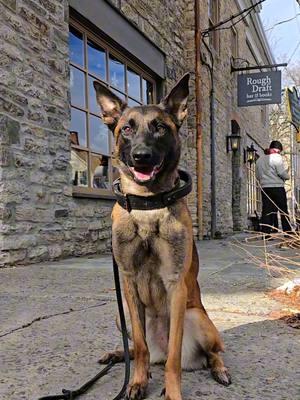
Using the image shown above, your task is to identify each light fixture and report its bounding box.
[226,134,241,153]
[244,144,257,164]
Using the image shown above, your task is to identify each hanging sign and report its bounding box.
[237,71,282,107]
[286,86,300,131]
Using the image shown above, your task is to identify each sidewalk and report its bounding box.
[0,235,299,400]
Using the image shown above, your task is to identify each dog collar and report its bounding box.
[112,169,192,212]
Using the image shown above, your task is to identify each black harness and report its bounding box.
[113,169,192,212]
[37,170,192,400]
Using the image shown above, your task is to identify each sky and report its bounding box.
[260,0,300,65]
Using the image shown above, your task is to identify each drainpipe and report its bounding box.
[195,0,203,239]
[201,39,217,238]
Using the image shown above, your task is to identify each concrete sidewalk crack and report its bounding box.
[0,301,107,339]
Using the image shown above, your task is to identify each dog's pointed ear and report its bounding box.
[160,73,190,127]
[93,81,127,131]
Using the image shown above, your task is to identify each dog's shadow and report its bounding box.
[144,318,298,400]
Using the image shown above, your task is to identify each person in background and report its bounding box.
[93,155,109,189]
[256,140,291,235]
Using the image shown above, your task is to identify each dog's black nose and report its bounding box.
[132,149,152,163]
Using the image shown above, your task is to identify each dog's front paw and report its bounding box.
[162,387,182,400]
[126,382,147,400]
[211,367,232,386]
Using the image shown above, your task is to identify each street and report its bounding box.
[0,235,299,400]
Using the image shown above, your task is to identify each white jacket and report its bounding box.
[255,153,289,188]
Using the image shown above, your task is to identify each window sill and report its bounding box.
[72,186,116,200]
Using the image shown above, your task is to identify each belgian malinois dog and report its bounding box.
[94,74,231,400]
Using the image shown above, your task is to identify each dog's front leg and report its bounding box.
[123,276,149,400]
[164,280,187,400]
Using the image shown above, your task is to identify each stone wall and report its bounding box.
[0,0,273,266]
[0,0,196,266]
[199,0,271,237]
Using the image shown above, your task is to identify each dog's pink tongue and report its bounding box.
[133,169,153,181]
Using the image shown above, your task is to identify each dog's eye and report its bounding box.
[122,125,133,137]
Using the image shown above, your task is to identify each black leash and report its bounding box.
[37,255,130,400]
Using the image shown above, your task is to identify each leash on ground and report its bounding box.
[37,254,130,400]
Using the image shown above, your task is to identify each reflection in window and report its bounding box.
[89,115,109,155]
[69,27,84,66]
[70,108,86,147]
[70,148,88,187]
[91,154,109,189]
[109,55,125,91]
[128,68,141,100]
[70,66,86,108]
[87,40,106,80]
[142,79,153,104]
[89,76,100,114]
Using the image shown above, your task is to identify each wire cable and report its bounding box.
[265,13,300,32]
[201,0,266,36]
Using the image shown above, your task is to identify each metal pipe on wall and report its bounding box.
[201,38,217,238]
[195,0,203,239]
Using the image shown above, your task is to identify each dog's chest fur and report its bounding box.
[113,206,187,315]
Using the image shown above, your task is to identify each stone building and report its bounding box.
[0,0,274,266]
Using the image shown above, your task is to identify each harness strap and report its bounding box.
[37,255,130,400]
[113,169,192,212]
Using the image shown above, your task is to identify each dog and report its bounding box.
[93,74,231,400]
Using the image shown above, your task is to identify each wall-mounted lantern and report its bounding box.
[244,144,257,164]
[226,134,241,153]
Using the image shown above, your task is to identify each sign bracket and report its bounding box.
[231,62,287,73]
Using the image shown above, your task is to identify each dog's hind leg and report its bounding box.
[184,307,231,386]
[99,298,134,364]
[98,348,134,364]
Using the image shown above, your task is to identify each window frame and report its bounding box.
[69,17,157,199]
[208,0,220,53]
[231,26,238,59]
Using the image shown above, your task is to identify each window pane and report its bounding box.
[70,108,87,147]
[142,79,153,104]
[127,68,141,100]
[70,66,86,108]
[69,26,84,67]
[91,154,109,189]
[89,76,101,114]
[128,98,141,107]
[87,40,106,80]
[109,55,125,91]
[70,148,88,187]
[89,115,109,155]
[110,88,126,101]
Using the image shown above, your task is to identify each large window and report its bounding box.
[247,162,262,216]
[246,142,262,217]
[69,20,156,197]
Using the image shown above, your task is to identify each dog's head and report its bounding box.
[93,74,189,185]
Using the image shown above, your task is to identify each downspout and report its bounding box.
[202,39,217,238]
[195,0,203,239]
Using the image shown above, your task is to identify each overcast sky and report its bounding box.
[260,0,300,64]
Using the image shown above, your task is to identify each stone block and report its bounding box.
[55,209,69,218]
